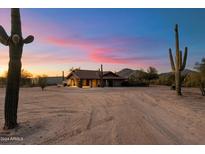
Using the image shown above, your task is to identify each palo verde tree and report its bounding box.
[169,24,188,96]
[0,9,34,129]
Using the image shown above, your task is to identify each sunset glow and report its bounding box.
[0,9,205,76]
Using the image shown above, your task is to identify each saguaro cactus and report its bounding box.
[0,9,34,129]
[169,24,188,96]
[100,64,104,87]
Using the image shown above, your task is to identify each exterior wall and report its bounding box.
[113,80,123,87]
[68,79,78,87]
[81,79,100,87]
[92,79,100,87]
[67,78,123,88]
[82,79,89,86]
[104,79,123,87]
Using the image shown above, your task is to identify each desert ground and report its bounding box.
[0,86,205,145]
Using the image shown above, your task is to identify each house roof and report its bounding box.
[66,69,125,80]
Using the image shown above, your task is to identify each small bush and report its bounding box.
[194,58,205,96]
[37,75,47,91]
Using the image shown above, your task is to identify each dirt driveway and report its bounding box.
[0,86,205,144]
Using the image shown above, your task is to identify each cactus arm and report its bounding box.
[0,25,9,46]
[23,35,34,44]
[181,47,188,71]
[169,48,175,71]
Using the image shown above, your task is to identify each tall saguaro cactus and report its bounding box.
[169,24,188,96]
[0,9,34,129]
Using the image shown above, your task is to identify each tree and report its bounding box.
[21,69,33,79]
[1,69,33,86]
[0,9,34,129]
[194,58,205,96]
[20,69,33,86]
[37,75,48,91]
[147,66,159,82]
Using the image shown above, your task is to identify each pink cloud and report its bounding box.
[44,36,98,51]
[1,9,161,69]
[44,36,132,64]
[90,48,145,64]
[43,35,161,68]
[0,9,161,68]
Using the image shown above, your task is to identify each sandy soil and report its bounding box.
[0,86,205,145]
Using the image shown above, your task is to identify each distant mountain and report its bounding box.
[117,68,144,78]
[117,68,135,78]
[118,68,197,79]
[159,69,197,77]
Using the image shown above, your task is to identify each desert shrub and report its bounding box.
[128,70,149,87]
[155,74,174,86]
[183,73,199,87]
[146,67,159,83]
[194,58,205,96]
[37,75,48,91]
[156,73,189,88]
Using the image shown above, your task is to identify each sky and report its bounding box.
[0,8,205,76]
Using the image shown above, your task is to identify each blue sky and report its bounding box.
[0,9,204,76]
